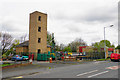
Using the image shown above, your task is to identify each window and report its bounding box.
[38,49,41,53]
[38,38,41,43]
[38,16,41,21]
[38,27,41,32]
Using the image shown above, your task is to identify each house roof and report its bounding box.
[16,41,51,48]
[30,11,47,15]
[16,41,29,47]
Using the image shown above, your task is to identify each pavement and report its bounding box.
[2,60,120,79]
[1,60,29,64]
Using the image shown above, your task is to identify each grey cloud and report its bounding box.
[1,23,17,32]
[85,31,98,34]
[66,26,81,33]
[81,9,117,23]
[54,7,117,23]
[61,24,82,34]
[91,36,102,42]
[1,22,27,33]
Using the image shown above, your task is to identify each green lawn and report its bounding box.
[96,58,110,61]
[1,63,13,67]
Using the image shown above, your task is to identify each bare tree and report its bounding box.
[0,32,1,37]
[23,34,27,42]
[60,43,65,51]
[20,34,27,43]
[68,38,87,52]
[1,33,13,55]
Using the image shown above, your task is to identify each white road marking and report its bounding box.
[76,70,98,76]
[106,66,119,70]
[88,71,109,78]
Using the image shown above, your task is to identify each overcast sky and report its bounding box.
[0,0,119,46]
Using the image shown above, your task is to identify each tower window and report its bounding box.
[38,49,41,53]
[38,16,41,21]
[38,38,41,43]
[38,27,41,32]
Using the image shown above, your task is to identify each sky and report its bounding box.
[0,0,119,46]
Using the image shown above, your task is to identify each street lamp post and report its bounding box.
[104,27,106,60]
[104,25,113,60]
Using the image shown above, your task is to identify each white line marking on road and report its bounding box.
[106,66,119,70]
[88,71,109,78]
[76,70,98,76]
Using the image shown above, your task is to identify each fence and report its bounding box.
[6,51,105,61]
[72,52,105,60]
[85,52,105,59]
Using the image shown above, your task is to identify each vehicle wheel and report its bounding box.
[116,60,119,62]
[114,60,119,62]
[110,59,113,61]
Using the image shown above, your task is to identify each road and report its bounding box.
[2,60,119,79]
[24,61,119,78]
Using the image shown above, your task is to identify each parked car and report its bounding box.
[11,55,23,61]
[110,53,120,62]
[22,56,29,61]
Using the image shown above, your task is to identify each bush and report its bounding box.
[3,62,10,64]
[2,54,7,58]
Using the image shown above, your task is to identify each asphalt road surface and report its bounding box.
[3,60,119,79]
[24,61,119,78]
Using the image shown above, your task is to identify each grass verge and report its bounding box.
[1,63,14,67]
[95,58,110,61]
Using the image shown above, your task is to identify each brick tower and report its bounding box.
[29,11,47,59]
